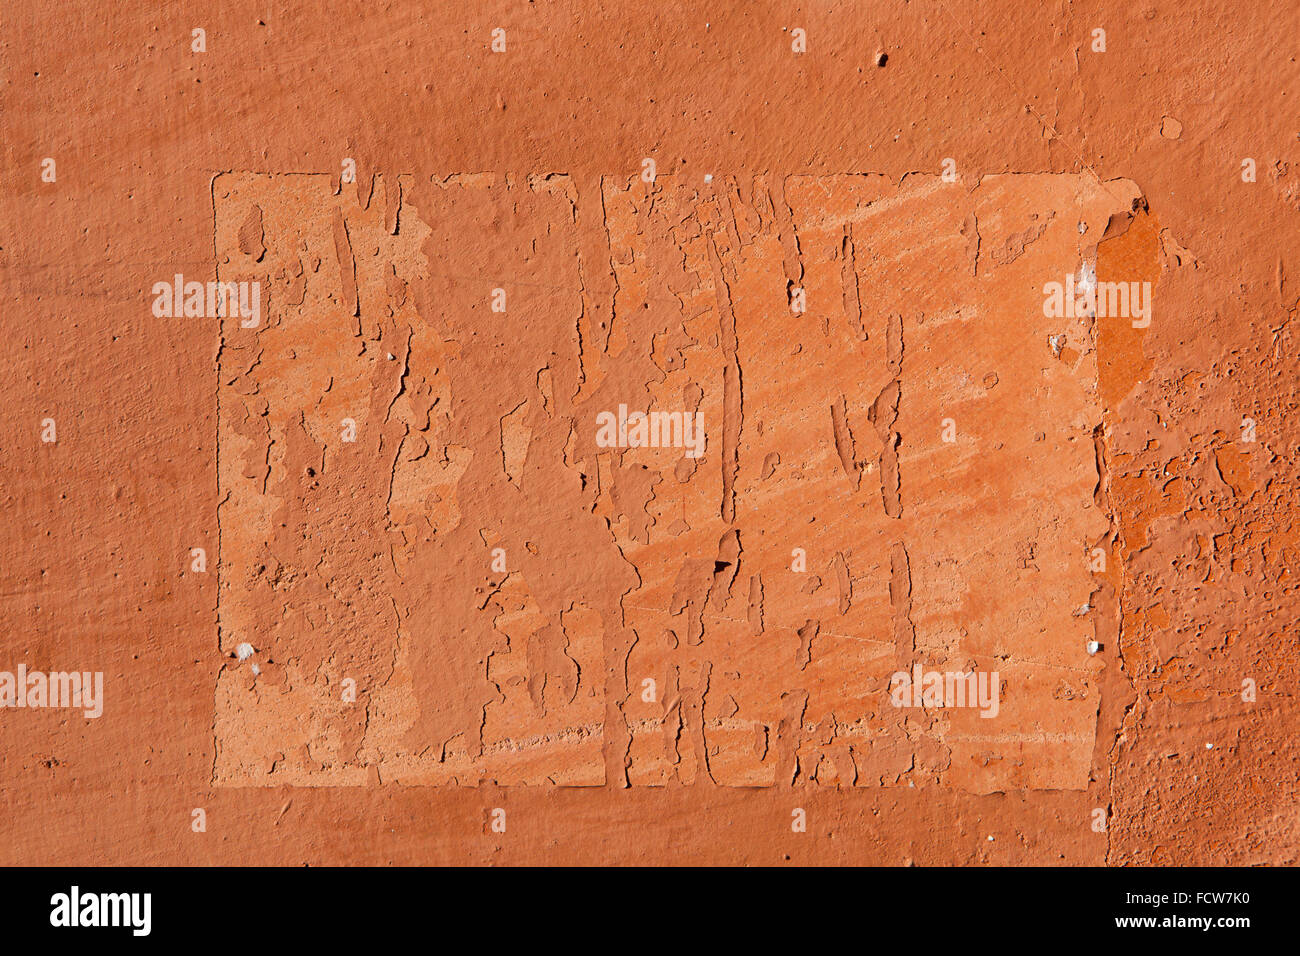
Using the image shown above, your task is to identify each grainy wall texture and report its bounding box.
[1,2,1296,865]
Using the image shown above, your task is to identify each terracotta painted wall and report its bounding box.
[1,1,1295,865]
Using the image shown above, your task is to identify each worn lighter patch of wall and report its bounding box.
[211,171,1140,795]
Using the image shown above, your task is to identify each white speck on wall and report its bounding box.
[1077,260,1097,297]
[1086,640,1101,655]
[236,642,255,661]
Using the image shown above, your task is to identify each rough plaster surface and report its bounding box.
[2,2,1297,865]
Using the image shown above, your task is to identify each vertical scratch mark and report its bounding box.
[831,394,860,490]
[841,223,865,339]
[770,175,805,307]
[333,208,359,324]
[889,542,915,670]
[384,177,403,235]
[832,551,851,615]
[748,573,764,634]
[708,233,742,524]
[796,619,820,671]
[870,311,905,518]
